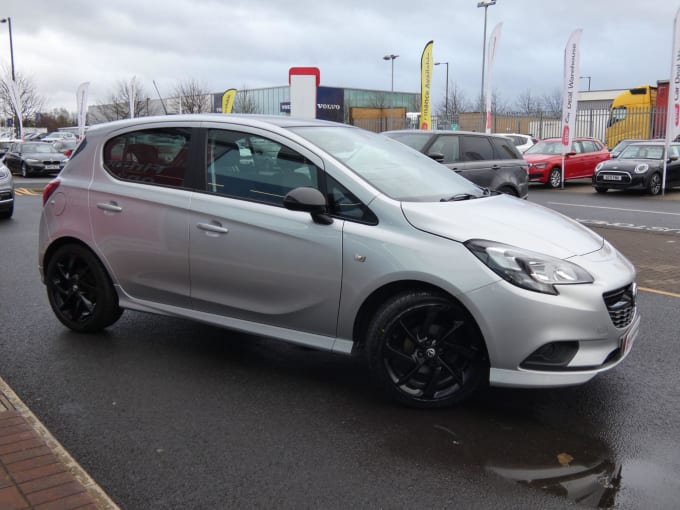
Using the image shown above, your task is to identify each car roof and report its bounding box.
[539,137,600,142]
[383,129,510,138]
[84,114,348,136]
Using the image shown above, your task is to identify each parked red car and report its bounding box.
[524,137,610,188]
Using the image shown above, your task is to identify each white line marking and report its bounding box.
[547,202,680,216]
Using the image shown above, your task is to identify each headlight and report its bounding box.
[0,165,9,179]
[634,163,649,174]
[532,162,547,169]
[465,239,594,295]
[595,162,604,171]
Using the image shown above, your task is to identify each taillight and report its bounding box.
[43,179,60,206]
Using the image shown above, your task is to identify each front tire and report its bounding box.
[547,168,562,188]
[366,290,488,408]
[21,163,29,177]
[45,244,123,332]
[648,173,662,195]
[594,187,608,194]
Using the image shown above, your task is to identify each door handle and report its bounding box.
[96,202,123,213]
[197,222,229,235]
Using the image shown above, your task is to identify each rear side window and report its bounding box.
[490,137,521,160]
[103,128,192,188]
[581,140,601,152]
[460,136,494,161]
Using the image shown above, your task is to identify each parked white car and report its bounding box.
[500,133,538,153]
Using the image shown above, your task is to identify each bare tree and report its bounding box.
[514,88,539,115]
[541,88,563,117]
[490,90,511,116]
[437,81,472,116]
[0,66,45,132]
[96,77,149,121]
[168,78,212,114]
[232,87,260,114]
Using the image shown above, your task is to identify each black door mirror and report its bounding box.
[283,187,333,225]
[427,152,445,162]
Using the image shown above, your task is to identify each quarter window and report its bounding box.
[325,175,377,224]
[490,137,520,159]
[103,128,191,188]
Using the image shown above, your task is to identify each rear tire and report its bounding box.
[0,204,12,219]
[547,168,562,188]
[366,290,488,408]
[45,244,123,332]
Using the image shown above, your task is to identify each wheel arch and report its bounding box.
[351,280,486,354]
[42,237,117,291]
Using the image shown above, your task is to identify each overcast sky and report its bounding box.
[1,0,678,113]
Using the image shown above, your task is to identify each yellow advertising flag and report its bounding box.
[221,89,237,114]
[420,40,434,130]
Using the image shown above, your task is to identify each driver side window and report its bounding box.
[205,130,320,206]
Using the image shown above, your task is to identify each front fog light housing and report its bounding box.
[465,239,594,295]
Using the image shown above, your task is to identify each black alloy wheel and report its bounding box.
[648,173,662,195]
[547,168,562,188]
[45,244,123,332]
[367,291,488,408]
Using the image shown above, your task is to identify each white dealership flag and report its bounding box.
[664,7,680,195]
[485,22,503,134]
[5,79,23,140]
[76,82,90,140]
[560,29,582,155]
[666,7,680,144]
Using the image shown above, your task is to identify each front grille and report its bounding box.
[603,283,636,328]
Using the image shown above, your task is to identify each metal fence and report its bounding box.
[352,108,616,142]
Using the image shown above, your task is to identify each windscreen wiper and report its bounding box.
[440,193,479,202]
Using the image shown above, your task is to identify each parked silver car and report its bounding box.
[38,115,640,408]
[0,161,14,219]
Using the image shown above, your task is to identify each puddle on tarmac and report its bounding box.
[384,408,622,508]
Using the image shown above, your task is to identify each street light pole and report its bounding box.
[477,0,496,131]
[383,54,398,131]
[1,17,17,138]
[383,54,399,92]
[435,62,449,120]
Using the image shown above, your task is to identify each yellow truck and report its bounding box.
[605,80,669,148]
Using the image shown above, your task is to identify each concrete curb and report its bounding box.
[0,376,120,510]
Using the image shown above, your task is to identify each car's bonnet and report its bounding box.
[401,195,603,259]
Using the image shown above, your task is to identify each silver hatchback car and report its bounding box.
[39,115,640,408]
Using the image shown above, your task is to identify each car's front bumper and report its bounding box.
[0,184,13,211]
[26,162,65,176]
[461,240,639,388]
[592,171,648,190]
[489,311,640,387]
